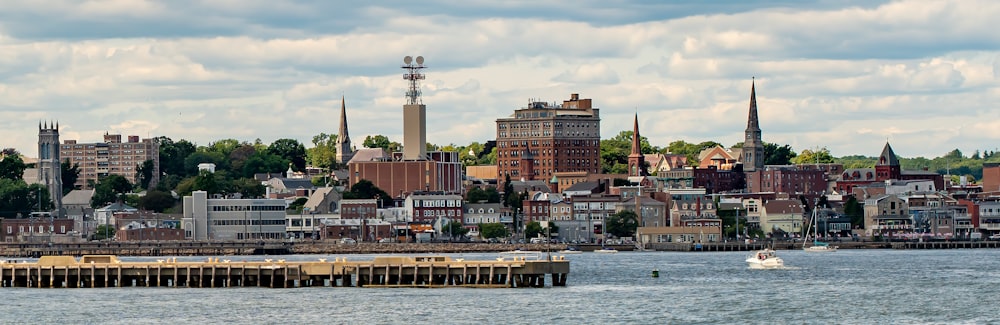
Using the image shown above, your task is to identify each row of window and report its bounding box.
[412,200,462,208]
[210,205,285,212]
[7,225,66,234]
[210,219,286,226]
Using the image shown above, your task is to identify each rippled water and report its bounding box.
[3,249,999,324]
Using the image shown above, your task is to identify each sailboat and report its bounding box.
[594,220,618,253]
[803,207,838,252]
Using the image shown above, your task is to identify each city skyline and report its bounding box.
[1,0,998,159]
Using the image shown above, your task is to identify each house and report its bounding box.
[302,187,344,214]
[864,194,910,237]
[760,199,805,235]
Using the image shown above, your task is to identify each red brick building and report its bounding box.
[339,199,378,219]
[2,218,75,243]
[745,166,827,195]
[404,192,464,224]
[983,163,1000,193]
[349,151,463,198]
[496,93,602,183]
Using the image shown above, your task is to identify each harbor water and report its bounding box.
[2,249,998,324]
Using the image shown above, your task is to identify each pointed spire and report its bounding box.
[877,142,899,166]
[338,96,350,145]
[747,77,759,130]
[631,113,641,155]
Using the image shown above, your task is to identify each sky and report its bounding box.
[1,0,999,160]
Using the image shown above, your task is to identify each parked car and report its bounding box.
[988,234,1000,241]
[339,238,357,244]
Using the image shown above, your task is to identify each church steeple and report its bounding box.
[875,142,901,181]
[742,78,764,172]
[628,113,647,177]
[335,96,354,166]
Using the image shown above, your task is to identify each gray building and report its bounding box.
[182,191,286,240]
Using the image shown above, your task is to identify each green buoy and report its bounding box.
[651,268,659,278]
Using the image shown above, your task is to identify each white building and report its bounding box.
[182,191,286,240]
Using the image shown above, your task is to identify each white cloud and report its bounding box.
[0,0,999,161]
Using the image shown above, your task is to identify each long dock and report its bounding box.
[0,255,570,289]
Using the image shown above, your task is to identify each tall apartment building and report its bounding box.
[496,93,601,182]
[59,133,160,190]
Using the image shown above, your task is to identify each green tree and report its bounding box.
[193,170,220,195]
[0,179,52,218]
[241,152,288,178]
[525,221,543,239]
[288,197,308,214]
[666,140,723,165]
[484,186,502,203]
[843,196,864,229]
[157,137,197,178]
[231,177,266,198]
[0,152,26,180]
[229,144,259,174]
[61,159,80,195]
[138,190,175,212]
[206,139,241,158]
[466,187,488,203]
[135,159,155,190]
[344,179,393,207]
[268,138,308,171]
[184,151,228,176]
[606,210,639,238]
[791,147,833,165]
[363,135,401,152]
[93,224,116,241]
[479,222,510,239]
[763,142,797,165]
[91,175,133,208]
[444,221,470,239]
[307,133,339,170]
[600,130,656,174]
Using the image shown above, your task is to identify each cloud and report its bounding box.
[0,0,999,161]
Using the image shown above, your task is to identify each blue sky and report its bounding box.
[1,0,998,159]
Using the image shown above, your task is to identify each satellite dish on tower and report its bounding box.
[415,56,424,65]
[403,56,412,64]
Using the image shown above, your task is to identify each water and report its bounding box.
[3,249,999,324]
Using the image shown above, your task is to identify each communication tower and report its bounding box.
[402,55,426,105]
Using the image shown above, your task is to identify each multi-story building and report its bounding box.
[59,133,159,190]
[404,192,464,224]
[982,163,1000,193]
[1,217,75,243]
[745,165,827,196]
[181,191,286,240]
[496,93,601,182]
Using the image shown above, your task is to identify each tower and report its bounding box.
[38,121,63,216]
[335,96,354,165]
[743,78,765,172]
[627,113,647,177]
[519,146,535,181]
[875,142,901,181]
[402,55,427,161]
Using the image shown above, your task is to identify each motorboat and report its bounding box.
[498,249,543,260]
[745,248,784,269]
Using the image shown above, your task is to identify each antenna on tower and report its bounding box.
[402,55,426,105]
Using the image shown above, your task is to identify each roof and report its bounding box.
[99,202,137,211]
[621,196,666,206]
[303,187,338,211]
[563,181,600,193]
[269,178,315,191]
[877,142,900,166]
[763,199,804,214]
[348,148,389,164]
[63,189,96,206]
[511,180,551,193]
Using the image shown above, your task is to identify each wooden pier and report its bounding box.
[0,255,569,289]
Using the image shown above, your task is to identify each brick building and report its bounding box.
[2,217,75,243]
[59,133,159,190]
[496,93,601,183]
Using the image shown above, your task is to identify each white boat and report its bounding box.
[594,247,618,254]
[803,205,838,253]
[498,250,543,260]
[745,248,784,269]
[558,247,583,254]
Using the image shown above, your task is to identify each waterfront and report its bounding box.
[3,249,998,324]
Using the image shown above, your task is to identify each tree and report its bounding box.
[241,152,288,178]
[231,177,266,198]
[288,197,308,214]
[184,151,228,176]
[307,133,339,170]
[268,138,308,171]
[479,223,510,239]
[229,144,259,173]
[843,196,864,229]
[61,159,80,195]
[763,142,797,165]
[91,175,133,208]
[606,210,639,238]
[444,221,470,239]
[206,139,242,158]
[344,179,393,207]
[466,187,488,203]
[157,137,196,178]
[791,147,833,165]
[192,170,220,195]
[0,179,52,218]
[93,224,116,241]
[138,190,175,212]
[525,221,543,239]
[363,135,401,152]
[600,130,656,174]
[484,186,502,203]
[0,153,26,180]
[666,140,723,165]
[135,159,155,190]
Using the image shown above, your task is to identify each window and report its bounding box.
[5,226,10,234]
